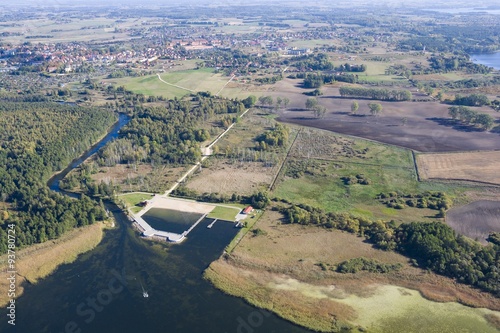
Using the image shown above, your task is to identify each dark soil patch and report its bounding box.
[446,200,500,244]
[276,93,500,152]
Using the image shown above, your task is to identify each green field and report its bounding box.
[207,206,240,221]
[272,130,469,222]
[288,39,340,48]
[119,193,154,214]
[113,68,231,99]
[331,59,404,83]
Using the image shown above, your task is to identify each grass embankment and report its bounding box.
[0,221,109,307]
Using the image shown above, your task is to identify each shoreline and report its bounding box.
[0,220,112,308]
[204,209,500,333]
[205,257,500,333]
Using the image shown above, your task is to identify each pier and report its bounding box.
[132,213,208,243]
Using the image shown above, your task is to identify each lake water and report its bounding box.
[142,208,204,234]
[471,52,500,70]
[1,205,312,333]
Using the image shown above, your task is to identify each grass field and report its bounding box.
[288,39,340,48]
[416,151,500,185]
[272,127,446,221]
[119,192,154,213]
[110,68,232,99]
[90,163,187,194]
[207,206,240,221]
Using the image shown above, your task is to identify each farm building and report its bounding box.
[242,206,254,214]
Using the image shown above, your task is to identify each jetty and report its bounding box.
[132,213,207,243]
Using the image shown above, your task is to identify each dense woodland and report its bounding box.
[280,203,500,296]
[0,100,116,253]
[96,94,245,168]
[301,72,358,88]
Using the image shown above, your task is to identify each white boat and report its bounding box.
[140,282,149,298]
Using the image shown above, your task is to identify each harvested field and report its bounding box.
[186,159,275,196]
[274,79,500,152]
[446,200,500,244]
[416,151,500,185]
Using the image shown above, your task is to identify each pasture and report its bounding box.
[109,68,233,99]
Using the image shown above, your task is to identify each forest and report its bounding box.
[0,100,116,253]
[96,93,245,167]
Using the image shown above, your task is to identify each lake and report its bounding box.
[471,52,500,70]
[1,205,313,333]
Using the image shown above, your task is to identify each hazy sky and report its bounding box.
[6,0,500,7]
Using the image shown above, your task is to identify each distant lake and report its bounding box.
[424,8,500,15]
[471,52,500,70]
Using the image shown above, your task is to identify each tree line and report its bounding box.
[301,72,358,89]
[448,106,495,130]
[279,203,499,296]
[453,93,490,107]
[339,86,412,101]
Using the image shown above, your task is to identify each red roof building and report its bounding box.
[242,206,254,214]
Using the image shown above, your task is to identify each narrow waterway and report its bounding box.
[2,113,312,333]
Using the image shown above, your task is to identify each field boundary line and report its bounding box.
[415,149,500,155]
[421,177,500,187]
[411,150,421,182]
[288,155,414,170]
[268,128,302,191]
